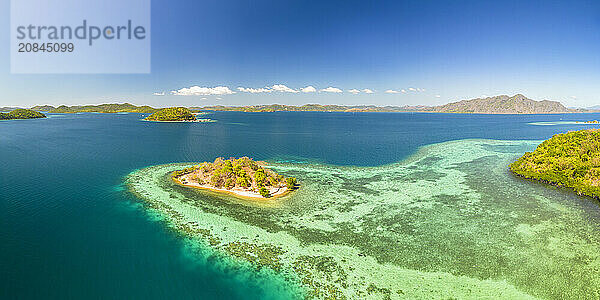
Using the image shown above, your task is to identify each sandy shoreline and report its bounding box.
[173,176,289,199]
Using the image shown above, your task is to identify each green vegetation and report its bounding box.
[172,157,297,198]
[0,109,46,120]
[286,177,297,190]
[259,186,270,198]
[510,129,600,198]
[145,107,196,121]
[49,103,157,113]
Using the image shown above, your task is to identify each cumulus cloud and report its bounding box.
[171,86,235,96]
[347,88,375,94]
[153,92,165,96]
[237,87,273,93]
[401,89,407,93]
[571,95,577,99]
[408,87,416,91]
[435,95,441,98]
[385,89,399,94]
[300,86,317,93]
[320,87,343,93]
[301,86,317,93]
[271,84,299,93]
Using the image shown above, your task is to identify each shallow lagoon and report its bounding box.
[128,139,600,299]
[3,112,600,299]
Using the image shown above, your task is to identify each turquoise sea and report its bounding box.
[2,112,600,299]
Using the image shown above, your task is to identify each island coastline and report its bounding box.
[510,129,600,199]
[173,176,290,200]
[170,157,298,200]
[141,118,215,123]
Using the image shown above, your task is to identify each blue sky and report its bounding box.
[1,0,600,107]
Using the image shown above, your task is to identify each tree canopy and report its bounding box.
[145,107,196,121]
[0,109,46,120]
[510,129,600,198]
[172,157,298,198]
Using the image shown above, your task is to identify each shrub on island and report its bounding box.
[510,129,600,198]
[172,157,297,198]
[259,187,270,198]
[286,177,297,190]
[145,107,196,121]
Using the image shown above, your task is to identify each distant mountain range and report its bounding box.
[0,107,23,112]
[30,103,157,114]
[5,94,594,114]
[195,104,412,113]
[200,94,573,114]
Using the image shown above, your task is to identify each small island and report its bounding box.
[0,109,46,120]
[510,129,600,198]
[145,107,213,122]
[172,157,297,198]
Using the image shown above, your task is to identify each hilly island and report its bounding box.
[144,107,215,122]
[0,109,46,120]
[511,129,600,199]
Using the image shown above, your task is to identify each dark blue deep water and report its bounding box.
[2,111,600,299]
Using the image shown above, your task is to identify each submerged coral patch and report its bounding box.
[126,139,600,299]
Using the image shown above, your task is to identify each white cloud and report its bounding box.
[320,87,343,93]
[171,86,235,96]
[571,95,577,99]
[153,92,165,96]
[435,95,441,98]
[271,84,299,93]
[237,87,272,93]
[300,86,317,93]
[391,87,424,93]
[347,88,374,94]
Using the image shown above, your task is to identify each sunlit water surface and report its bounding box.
[2,112,600,299]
